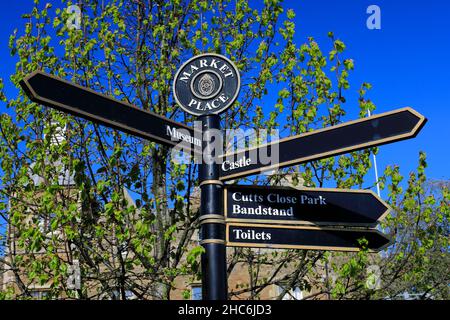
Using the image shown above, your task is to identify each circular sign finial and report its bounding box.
[173,53,240,116]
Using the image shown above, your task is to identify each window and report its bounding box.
[118,242,129,258]
[276,284,303,300]
[191,284,202,300]
[38,213,57,234]
[125,290,137,300]
[30,290,49,300]
[110,289,137,300]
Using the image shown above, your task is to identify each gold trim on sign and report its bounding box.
[225,218,378,228]
[219,107,426,181]
[223,185,391,225]
[172,53,241,116]
[199,214,225,221]
[201,239,226,245]
[21,71,202,152]
[199,219,226,225]
[199,179,224,187]
[225,222,392,253]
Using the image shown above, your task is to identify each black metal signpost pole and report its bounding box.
[172,53,241,300]
[199,114,227,300]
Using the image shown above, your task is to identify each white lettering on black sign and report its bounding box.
[225,186,389,225]
[232,228,272,241]
[166,125,202,147]
[228,191,326,218]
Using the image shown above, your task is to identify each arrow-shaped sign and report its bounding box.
[226,223,391,252]
[219,108,426,181]
[20,71,201,153]
[225,185,391,227]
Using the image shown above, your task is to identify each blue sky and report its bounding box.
[289,0,450,183]
[0,0,448,187]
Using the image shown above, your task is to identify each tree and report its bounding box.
[0,0,447,300]
[305,156,449,300]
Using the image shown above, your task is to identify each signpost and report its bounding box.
[224,185,391,227]
[226,223,391,252]
[219,107,426,181]
[19,53,426,301]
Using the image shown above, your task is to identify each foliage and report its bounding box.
[0,0,447,300]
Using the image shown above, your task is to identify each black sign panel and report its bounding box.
[219,108,426,181]
[20,71,201,153]
[173,53,240,116]
[226,223,391,252]
[225,185,390,227]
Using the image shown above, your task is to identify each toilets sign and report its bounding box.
[226,223,391,252]
[224,185,391,227]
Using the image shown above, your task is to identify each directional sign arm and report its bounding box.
[219,108,426,181]
[224,185,391,227]
[20,71,201,152]
[226,223,392,252]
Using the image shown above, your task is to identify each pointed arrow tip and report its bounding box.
[19,71,45,100]
[370,230,393,252]
[404,107,427,137]
[368,190,392,224]
[19,78,35,101]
